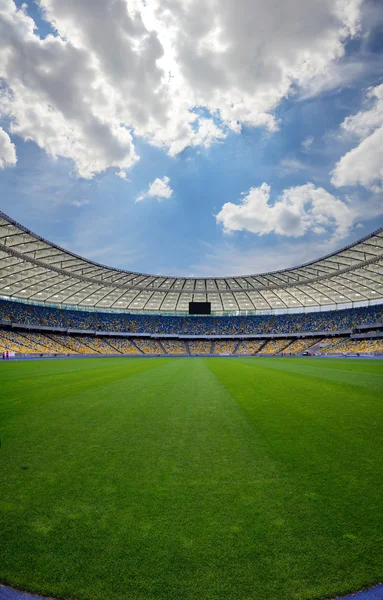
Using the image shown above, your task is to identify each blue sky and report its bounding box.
[0,0,382,276]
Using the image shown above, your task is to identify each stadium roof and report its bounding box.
[0,210,383,314]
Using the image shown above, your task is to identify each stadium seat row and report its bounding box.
[1,329,382,356]
[1,299,382,335]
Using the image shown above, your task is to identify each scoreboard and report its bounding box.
[189,302,211,315]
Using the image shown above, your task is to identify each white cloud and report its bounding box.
[278,157,308,175]
[302,136,314,152]
[0,126,17,169]
[216,182,356,240]
[136,175,173,202]
[165,117,227,157]
[116,170,131,182]
[0,0,364,177]
[298,58,370,100]
[147,0,362,133]
[332,127,383,191]
[341,83,383,138]
[331,83,383,190]
[71,198,90,208]
[0,0,143,178]
[147,176,173,199]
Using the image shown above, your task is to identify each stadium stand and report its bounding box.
[105,338,141,355]
[188,340,212,355]
[0,330,33,353]
[317,337,383,355]
[351,339,383,353]
[1,299,383,356]
[135,339,164,355]
[83,337,116,355]
[161,339,188,355]
[235,340,267,355]
[212,340,238,355]
[23,332,69,354]
[47,334,99,354]
[258,339,293,355]
[281,337,322,355]
[1,299,382,335]
[1,328,382,356]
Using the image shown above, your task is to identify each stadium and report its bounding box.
[1,211,383,358]
[1,210,383,600]
[1,0,383,599]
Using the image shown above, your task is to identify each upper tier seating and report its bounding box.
[1,299,382,336]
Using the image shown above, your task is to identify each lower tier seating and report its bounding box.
[1,329,382,356]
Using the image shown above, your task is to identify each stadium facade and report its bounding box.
[0,211,382,357]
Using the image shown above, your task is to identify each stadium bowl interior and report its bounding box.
[0,211,383,600]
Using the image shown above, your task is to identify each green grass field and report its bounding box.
[1,357,382,600]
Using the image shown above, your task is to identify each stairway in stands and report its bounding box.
[129,338,144,354]
[253,339,268,355]
[233,340,241,354]
[157,339,167,355]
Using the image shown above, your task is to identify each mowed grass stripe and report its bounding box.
[1,358,288,600]
[205,357,383,598]
[0,357,382,600]
[238,357,383,392]
[0,358,172,426]
[0,361,294,597]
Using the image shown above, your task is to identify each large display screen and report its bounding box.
[189,302,211,315]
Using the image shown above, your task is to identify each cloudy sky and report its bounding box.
[0,0,382,276]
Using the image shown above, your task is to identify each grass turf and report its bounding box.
[0,357,382,600]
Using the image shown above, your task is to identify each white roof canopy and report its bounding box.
[1,211,382,314]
